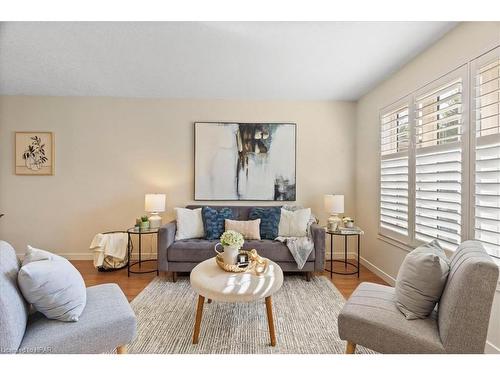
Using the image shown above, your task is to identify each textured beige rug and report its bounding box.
[129,275,372,354]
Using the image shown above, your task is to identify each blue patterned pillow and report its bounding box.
[248,207,281,240]
[202,207,234,240]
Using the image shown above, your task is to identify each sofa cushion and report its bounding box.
[338,282,445,354]
[243,240,315,262]
[0,241,29,354]
[248,207,281,239]
[224,219,261,240]
[174,207,205,241]
[168,239,315,263]
[395,240,450,319]
[18,283,136,354]
[202,206,234,240]
[278,207,311,237]
[18,246,87,322]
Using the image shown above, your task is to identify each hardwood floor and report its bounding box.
[71,260,388,301]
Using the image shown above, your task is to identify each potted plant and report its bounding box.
[342,216,355,228]
[214,230,244,265]
[140,215,150,230]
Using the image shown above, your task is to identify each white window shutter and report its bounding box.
[380,104,410,240]
[414,72,466,250]
[472,47,500,258]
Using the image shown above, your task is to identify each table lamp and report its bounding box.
[324,194,344,232]
[145,194,166,229]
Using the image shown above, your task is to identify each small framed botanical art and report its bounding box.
[15,132,54,175]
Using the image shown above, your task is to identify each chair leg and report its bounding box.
[172,272,177,282]
[116,345,127,354]
[305,272,311,282]
[345,341,356,354]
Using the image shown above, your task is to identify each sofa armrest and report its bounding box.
[311,223,325,271]
[157,220,176,272]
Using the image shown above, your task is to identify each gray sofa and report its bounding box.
[338,241,499,354]
[158,205,325,281]
[0,241,137,354]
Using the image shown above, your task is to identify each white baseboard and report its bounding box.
[359,256,396,286]
[485,340,500,354]
[16,252,156,261]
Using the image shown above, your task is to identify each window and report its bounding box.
[414,76,465,250]
[471,47,500,257]
[380,104,410,240]
[378,64,476,253]
[379,49,500,258]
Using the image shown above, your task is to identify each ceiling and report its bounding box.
[0,22,457,101]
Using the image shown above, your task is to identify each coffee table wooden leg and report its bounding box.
[265,296,276,346]
[192,295,205,344]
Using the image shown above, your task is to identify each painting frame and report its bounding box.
[15,131,55,176]
[194,122,297,201]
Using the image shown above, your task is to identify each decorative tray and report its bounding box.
[215,250,253,273]
[215,249,269,275]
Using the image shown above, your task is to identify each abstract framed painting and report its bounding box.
[195,122,296,201]
[15,131,55,175]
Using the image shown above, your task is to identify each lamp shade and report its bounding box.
[324,194,344,214]
[145,194,166,213]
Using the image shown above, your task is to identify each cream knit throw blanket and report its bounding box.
[275,206,317,270]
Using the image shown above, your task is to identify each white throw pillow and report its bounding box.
[18,245,87,322]
[278,208,311,237]
[174,207,205,240]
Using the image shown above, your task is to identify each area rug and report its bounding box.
[128,275,373,354]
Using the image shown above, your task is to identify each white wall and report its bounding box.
[355,22,500,353]
[0,96,356,258]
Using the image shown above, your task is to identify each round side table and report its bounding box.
[325,230,361,278]
[127,227,159,277]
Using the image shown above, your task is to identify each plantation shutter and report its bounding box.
[414,72,466,250]
[472,47,500,257]
[380,104,410,240]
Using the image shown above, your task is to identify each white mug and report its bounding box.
[215,243,239,265]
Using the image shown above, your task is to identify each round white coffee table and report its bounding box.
[190,257,283,346]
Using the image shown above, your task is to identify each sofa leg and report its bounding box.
[345,341,356,354]
[172,272,177,283]
[116,345,127,354]
[305,272,311,282]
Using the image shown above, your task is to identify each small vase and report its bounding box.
[140,221,150,230]
[327,214,342,232]
[214,243,240,265]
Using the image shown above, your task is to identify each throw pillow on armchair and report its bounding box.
[395,239,450,319]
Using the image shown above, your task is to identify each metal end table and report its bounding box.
[127,227,159,276]
[325,229,361,278]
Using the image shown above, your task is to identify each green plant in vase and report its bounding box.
[140,215,150,230]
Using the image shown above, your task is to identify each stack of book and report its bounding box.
[337,226,364,235]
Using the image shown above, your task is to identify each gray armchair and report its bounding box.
[0,241,137,354]
[338,241,499,354]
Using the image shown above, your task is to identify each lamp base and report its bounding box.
[148,213,162,229]
[327,214,342,232]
